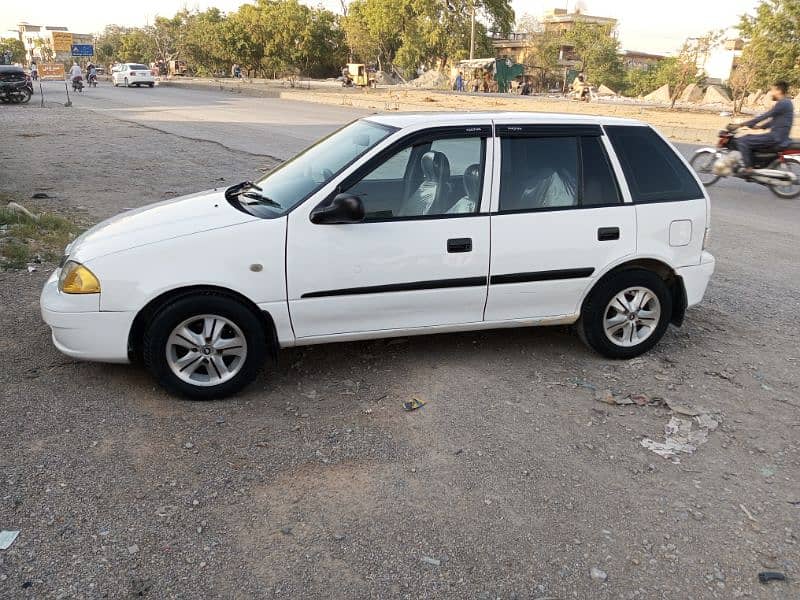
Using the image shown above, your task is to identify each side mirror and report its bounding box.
[310,193,365,224]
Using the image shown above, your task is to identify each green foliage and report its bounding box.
[1,38,26,63]
[343,0,513,76]
[563,21,624,91]
[738,0,800,90]
[93,0,347,78]
[0,208,80,270]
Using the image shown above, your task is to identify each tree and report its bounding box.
[738,0,800,90]
[343,0,512,76]
[729,52,761,114]
[1,37,27,64]
[662,30,723,108]
[517,17,561,92]
[564,21,624,91]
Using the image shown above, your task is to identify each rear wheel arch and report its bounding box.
[582,258,687,326]
[127,285,278,363]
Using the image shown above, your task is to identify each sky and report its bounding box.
[2,0,761,55]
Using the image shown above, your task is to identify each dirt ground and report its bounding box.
[1,103,799,599]
[163,77,800,145]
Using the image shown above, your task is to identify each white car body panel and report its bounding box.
[485,206,637,320]
[40,111,715,366]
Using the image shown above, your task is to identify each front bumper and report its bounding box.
[40,271,134,363]
[677,251,716,307]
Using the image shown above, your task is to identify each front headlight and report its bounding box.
[58,261,101,294]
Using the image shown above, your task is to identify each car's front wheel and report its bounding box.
[143,294,267,399]
[579,269,672,359]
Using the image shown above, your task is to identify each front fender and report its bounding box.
[693,147,719,155]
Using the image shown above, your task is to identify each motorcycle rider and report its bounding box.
[731,80,793,175]
[69,62,82,80]
[87,63,97,85]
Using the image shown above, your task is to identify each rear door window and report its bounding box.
[498,134,622,211]
[605,125,703,202]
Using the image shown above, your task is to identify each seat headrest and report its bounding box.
[421,151,450,181]
[463,163,481,201]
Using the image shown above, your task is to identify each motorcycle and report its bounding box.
[690,125,800,199]
[87,73,97,87]
[72,75,84,92]
[0,66,32,104]
[0,81,32,104]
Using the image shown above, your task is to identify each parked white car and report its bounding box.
[41,112,715,399]
[111,63,155,88]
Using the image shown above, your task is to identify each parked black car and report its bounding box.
[0,66,33,104]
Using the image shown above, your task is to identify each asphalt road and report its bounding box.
[36,79,368,158]
[49,79,800,260]
[3,84,798,599]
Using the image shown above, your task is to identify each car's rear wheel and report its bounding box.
[148,82,154,88]
[143,294,267,399]
[579,269,672,359]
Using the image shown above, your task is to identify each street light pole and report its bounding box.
[469,3,476,60]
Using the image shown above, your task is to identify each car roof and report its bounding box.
[366,111,645,129]
[0,65,25,72]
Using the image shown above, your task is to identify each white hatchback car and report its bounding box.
[41,113,715,399]
[111,63,155,88]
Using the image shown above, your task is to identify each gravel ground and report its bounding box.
[1,103,799,599]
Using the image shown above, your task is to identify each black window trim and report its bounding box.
[494,130,626,215]
[314,124,493,224]
[602,124,705,204]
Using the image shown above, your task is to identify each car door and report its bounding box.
[485,124,636,321]
[286,126,493,339]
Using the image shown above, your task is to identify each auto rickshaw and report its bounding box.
[342,63,376,88]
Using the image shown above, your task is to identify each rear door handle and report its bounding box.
[597,227,620,241]
[447,238,472,253]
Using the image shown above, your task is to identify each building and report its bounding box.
[620,50,666,71]
[492,9,619,69]
[698,38,743,84]
[16,23,94,65]
[491,32,530,65]
[540,8,617,35]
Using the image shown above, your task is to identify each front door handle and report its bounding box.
[447,238,472,253]
[598,227,620,241]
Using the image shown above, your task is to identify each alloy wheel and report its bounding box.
[166,314,248,387]
[603,287,662,347]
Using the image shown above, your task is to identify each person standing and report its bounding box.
[454,71,464,92]
[30,61,38,81]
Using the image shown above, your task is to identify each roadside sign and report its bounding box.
[51,32,73,53]
[39,63,65,78]
[71,44,94,57]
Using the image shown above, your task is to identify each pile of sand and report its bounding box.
[405,69,451,90]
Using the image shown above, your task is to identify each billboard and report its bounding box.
[51,32,73,53]
[71,44,94,56]
[39,63,65,78]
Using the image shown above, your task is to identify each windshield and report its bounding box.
[235,119,395,218]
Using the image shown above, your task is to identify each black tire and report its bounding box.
[148,82,154,88]
[578,269,672,360]
[143,294,268,400]
[689,150,720,186]
[767,158,800,199]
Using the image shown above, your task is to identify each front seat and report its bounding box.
[447,163,481,213]
[397,151,450,217]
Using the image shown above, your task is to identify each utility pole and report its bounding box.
[469,3,476,60]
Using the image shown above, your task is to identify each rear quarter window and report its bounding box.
[605,125,703,203]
